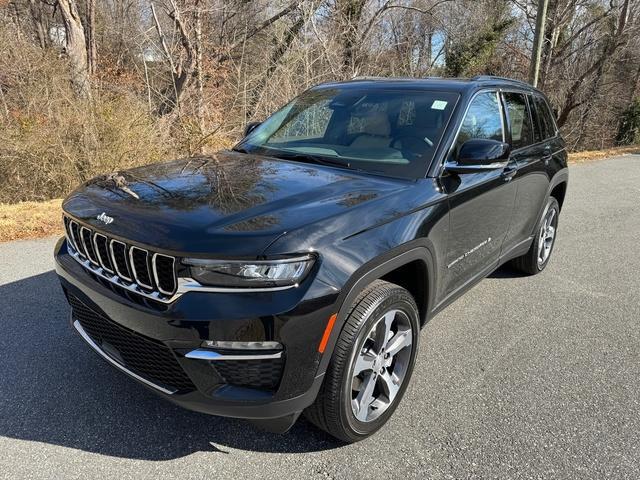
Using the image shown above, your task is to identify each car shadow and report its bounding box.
[0,271,341,460]
[488,263,525,279]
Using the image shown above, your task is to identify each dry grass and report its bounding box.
[0,199,63,243]
[567,145,640,163]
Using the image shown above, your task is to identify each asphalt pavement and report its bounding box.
[0,155,639,479]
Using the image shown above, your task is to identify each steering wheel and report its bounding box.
[390,134,434,158]
[391,134,433,148]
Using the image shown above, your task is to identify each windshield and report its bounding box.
[236,87,459,179]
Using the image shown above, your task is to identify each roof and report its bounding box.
[314,75,541,95]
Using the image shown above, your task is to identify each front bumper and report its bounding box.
[54,237,338,420]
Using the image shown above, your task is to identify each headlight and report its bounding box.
[182,254,315,288]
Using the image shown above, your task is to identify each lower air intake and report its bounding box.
[67,293,196,392]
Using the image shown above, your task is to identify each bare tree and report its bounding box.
[57,0,91,98]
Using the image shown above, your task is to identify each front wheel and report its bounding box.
[304,280,420,442]
[512,196,560,275]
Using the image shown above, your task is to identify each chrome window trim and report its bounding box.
[72,318,176,395]
[151,253,177,296]
[93,233,115,274]
[80,226,99,265]
[109,239,133,282]
[184,349,283,361]
[129,246,153,290]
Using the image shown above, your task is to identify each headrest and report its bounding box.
[361,111,391,137]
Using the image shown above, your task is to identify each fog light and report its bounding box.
[201,340,283,351]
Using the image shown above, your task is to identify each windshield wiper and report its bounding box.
[270,151,352,170]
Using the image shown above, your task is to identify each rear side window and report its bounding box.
[503,92,534,150]
[456,91,503,149]
[532,95,557,140]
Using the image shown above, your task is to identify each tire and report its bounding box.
[304,280,420,443]
[511,196,560,275]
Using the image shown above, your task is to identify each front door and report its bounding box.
[442,91,518,296]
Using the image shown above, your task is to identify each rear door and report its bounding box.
[500,90,549,255]
[502,92,562,253]
[442,90,518,297]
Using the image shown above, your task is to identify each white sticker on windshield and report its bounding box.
[431,100,448,110]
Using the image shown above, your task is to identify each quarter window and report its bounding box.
[503,92,534,149]
[532,95,557,140]
[455,92,503,151]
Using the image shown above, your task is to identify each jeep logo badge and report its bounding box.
[97,212,114,225]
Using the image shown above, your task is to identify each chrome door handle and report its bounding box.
[502,166,517,182]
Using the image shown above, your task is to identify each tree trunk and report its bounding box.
[85,0,97,74]
[28,0,48,49]
[337,0,368,76]
[58,0,91,98]
[529,0,549,87]
[151,0,196,116]
[194,0,204,133]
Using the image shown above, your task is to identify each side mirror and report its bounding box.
[243,121,262,138]
[445,139,510,174]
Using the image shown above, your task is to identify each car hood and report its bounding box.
[62,151,409,256]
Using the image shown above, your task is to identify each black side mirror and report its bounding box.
[243,121,262,137]
[445,139,510,174]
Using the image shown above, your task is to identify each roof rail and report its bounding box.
[471,75,535,88]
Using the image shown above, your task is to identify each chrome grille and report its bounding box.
[152,254,177,295]
[129,246,153,290]
[69,220,85,257]
[64,216,178,301]
[80,226,99,265]
[110,240,132,281]
[93,233,114,273]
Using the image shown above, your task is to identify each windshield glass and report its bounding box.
[236,87,459,179]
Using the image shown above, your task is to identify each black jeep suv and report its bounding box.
[54,76,568,442]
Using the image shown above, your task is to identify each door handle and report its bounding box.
[501,165,517,182]
[543,146,552,165]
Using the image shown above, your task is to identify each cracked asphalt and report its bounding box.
[0,155,639,479]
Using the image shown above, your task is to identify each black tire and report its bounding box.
[304,280,420,443]
[511,196,560,275]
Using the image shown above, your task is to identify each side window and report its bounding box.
[456,92,503,151]
[503,92,534,149]
[529,94,543,143]
[532,95,556,140]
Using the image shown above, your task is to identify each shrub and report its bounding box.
[0,24,178,203]
[616,99,640,146]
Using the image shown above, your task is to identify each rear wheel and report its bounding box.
[304,280,419,442]
[512,196,560,274]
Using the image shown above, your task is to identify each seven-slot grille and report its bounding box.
[63,216,177,298]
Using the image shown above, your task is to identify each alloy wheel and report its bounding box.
[350,309,413,423]
[537,206,557,268]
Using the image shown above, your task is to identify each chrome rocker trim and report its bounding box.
[184,349,284,361]
[73,318,177,395]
